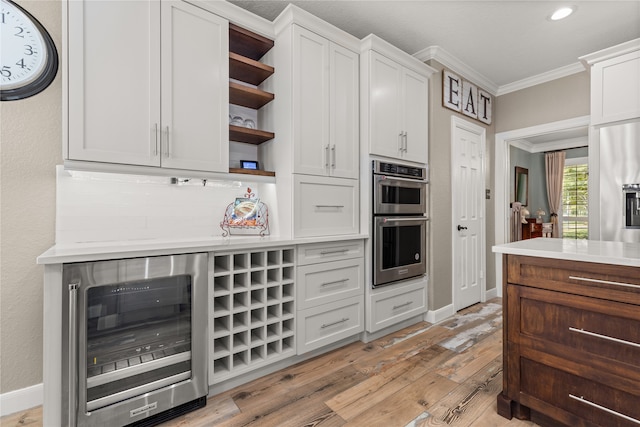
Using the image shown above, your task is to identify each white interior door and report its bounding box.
[452,116,486,311]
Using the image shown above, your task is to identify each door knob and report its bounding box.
[457,225,468,231]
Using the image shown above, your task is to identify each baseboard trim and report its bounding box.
[426,304,455,324]
[0,383,43,417]
[485,287,498,300]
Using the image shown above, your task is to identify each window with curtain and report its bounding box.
[562,157,588,239]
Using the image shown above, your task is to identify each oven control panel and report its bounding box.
[373,160,426,180]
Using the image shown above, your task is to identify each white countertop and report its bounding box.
[493,238,640,267]
[37,234,369,264]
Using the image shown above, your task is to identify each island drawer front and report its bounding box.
[520,358,640,427]
[297,258,364,310]
[297,240,364,265]
[506,255,640,304]
[511,285,640,372]
[297,296,364,354]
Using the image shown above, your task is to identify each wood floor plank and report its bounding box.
[326,345,455,421]
[434,329,503,383]
[161,395,240,427]
[341,371,459,427]
[0,405,42,426]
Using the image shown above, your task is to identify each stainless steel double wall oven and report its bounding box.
[61,253,208,426]
[372,160,429,287]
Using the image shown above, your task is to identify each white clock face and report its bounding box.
[0,0,48,91]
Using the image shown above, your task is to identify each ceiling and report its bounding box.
[229,1,640,94]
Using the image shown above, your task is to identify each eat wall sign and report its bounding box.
[442,70,492,125]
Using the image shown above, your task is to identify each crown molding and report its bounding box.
[510,136,588,154]
[414,45,498,95]
[496,62,586,96]
[362,34,437,77]
[579,37,640,66]
[187,0,275,39]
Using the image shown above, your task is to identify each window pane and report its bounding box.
[562,162,588,240]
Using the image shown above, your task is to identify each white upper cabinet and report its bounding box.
[293,25,359,179]
[581,39,640,126]
[66,0,228,173]
[362,36,434,164]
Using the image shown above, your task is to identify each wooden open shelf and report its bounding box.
[228,168,276,177]
[229,82,274,110]
[230,52,274,86]
[229,125,274,145]
[229,23,274,61]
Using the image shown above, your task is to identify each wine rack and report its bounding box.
[209,247,295,384]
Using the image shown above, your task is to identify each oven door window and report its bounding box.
[382,224,422,269]
[374,177,427,215]
[85,275,192,407]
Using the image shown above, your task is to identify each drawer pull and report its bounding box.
[320,249,349,256]
[321,279,348,287]
[569,394,640,425]
[392,301,413,310]
[569,327,640,348]
[568,276,640,290]
[315,205,345,209]
[321,317,349,329]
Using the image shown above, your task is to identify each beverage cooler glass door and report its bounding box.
[373,216,428,287]
[62,253,208,427]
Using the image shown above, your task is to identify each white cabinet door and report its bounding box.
[160,1,228,172]
[402,67,428,164]
[368,51,403,159]
[330,43,359,179]
[68,0,161,166]
[293,25,329,177]
[591,50,640,125]
[293,26,358,178]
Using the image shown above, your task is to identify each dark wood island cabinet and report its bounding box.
[494,239,640,427]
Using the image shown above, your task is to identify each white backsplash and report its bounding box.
[55,165,279,244]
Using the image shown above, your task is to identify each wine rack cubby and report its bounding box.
[209,247,295,384]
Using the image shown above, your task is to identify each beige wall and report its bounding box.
[1,1,61,394]
[426,60,496,311]
[495,71,590,133]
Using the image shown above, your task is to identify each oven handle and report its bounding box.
[375,175,427,184]
[381,217,429,222]
[68,282,79,427]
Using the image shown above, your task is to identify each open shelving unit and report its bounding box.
[228,24,275,177]
[209,247,295,384]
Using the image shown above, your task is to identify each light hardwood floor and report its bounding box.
[1,298,538,427]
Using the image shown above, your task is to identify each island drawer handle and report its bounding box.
[569,327,640,348]
[315,205,345,209]
[568,276,640,289]
[321,279,348,287]
[393,301,413,310]
[321,317,349,329]
[569,394,640,425]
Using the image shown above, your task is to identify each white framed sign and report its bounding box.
[442,69,492,125]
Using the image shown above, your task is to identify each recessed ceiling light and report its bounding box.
[550,6,575,21]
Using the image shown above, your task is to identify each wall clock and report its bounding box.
[1,0,58,101]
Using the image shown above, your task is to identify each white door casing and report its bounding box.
[452,116,486,311]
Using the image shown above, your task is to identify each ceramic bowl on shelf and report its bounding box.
[243,119,255,129]
[230,115,244,126]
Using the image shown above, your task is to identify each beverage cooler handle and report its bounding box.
[68,282,79,426]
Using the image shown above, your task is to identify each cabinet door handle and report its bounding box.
[569,394,640,424]
[321,279,348,287]
[568,276,640,290]
[403,131,408,152]
[321,317,349,329]
[315,205,344,209]
[153,123,159,156]
[392,301,413,310]
[325,145,330,169]
[164,126,170,158]
[398,132,404,152]
[331,144,336,169]
[569,327,640,348]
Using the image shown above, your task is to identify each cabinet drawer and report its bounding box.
[512,285,640,373]
[370,282,426,331]
[293,175,359,237]
[297,258,364,310]
[520,358,640,427]
[507,255,640,305]
[297,240,364,265]
[297,296,363,354]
